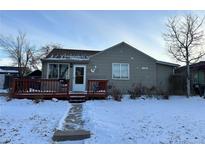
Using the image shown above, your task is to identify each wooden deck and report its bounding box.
[10,78,108,100]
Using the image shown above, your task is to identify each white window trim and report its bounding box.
[112,63,130,80]
[47,63,70,79]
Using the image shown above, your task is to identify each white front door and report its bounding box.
[73,65,86,91]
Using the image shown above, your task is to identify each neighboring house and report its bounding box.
[175,61,205,95]
[41,42,179,94]
[0,66,19,89]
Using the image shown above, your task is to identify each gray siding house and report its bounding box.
[41,42,178,93]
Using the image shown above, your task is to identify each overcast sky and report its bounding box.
[0,10,203,66]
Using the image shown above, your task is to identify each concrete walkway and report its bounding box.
[63,103,84,130]
[52,103,90,142]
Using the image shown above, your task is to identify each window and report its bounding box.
[59,64,69,79]
[48,64,69,79]
[112,63,129,80]
[112,64,121,79]
[48,64,58,79]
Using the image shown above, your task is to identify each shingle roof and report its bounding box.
[45,48,100,59]
[42,43,179,67]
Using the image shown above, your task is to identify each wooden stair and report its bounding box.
[69,93,87,103]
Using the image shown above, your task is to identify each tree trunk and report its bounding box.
[186,61,191,97]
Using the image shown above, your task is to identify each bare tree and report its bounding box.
[38,43,62,58]
[0,31,36,77]
[163,14,205,97]
[34,43,62,68]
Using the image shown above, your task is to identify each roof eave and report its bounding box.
[42,58,90,64]
[156,61,180,67]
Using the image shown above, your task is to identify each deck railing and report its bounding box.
[10,78,108,99]
[87,79,108,98]
[11,78,69,98]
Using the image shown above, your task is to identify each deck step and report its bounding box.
[69,95,86,98]
[52,129,90,141]
[69,99,86,103]
[69,94,87,103]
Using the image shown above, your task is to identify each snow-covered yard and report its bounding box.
[0,97,70,144]
[83,96,205,144]
[1,95,205,144]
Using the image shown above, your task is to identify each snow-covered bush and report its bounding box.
[128,83,142,99]
[33,95,44,104]
[128,84,158,99]
[145,86,158,98]
[6,96,12,102]
[159,90,169,100]
[128,84,169,100]
[111,87,123,101]
[52,98,58,102]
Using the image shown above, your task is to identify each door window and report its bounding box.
[75,67,84,84]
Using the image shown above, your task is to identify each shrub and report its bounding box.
[159,90,170,100]
[111,87,123,101]
[33,99,40,104]
[155,87,170,100]
[33,95,44,104]
[128,83,142,99]
[6,96,12,102]
[162,93,169,100]
[129,83,170,100]
[141,86,157,98]
[145,86,158,98]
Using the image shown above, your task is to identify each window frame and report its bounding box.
[47,63,70,79]
[112,63,130,80]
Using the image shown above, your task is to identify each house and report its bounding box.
[0,66,19,89]
[41,42,179,94]
[175,61,205,95]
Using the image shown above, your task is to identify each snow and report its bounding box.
[0,68,18,73]
[1,95,205,144]
[83,96,205,144]
[0,97,70,144]
[0,89,8,93]
[56,107,70,130]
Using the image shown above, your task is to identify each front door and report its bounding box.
[73,65,86,91]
